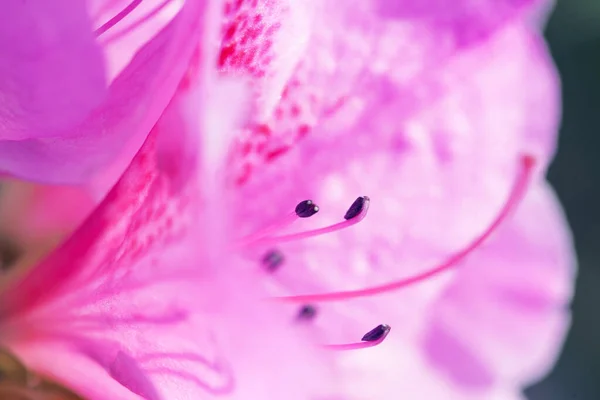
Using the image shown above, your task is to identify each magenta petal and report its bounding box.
[233,24,561,309]
[225,0,557,183]
[0,0,106,140]
[1,79,332,399]
[219,0,315,118]
[0,0,207,187]
[422,183,574,388]
[375,0,546,35]
[226,12,569,396]
[373,0,553,60]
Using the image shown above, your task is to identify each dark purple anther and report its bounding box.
[262,249,284,272]
[297,304,317,321]
[295,200,319,218]
[361,324,391,342]
[344,196,369,220]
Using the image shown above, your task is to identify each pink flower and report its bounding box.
[0,1,574,399]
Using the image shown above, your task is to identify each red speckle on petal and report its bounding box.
[218,0,280,75]
[264,146,289,162]
[217,1,353,185]
[297,124,310,138]
[236,163,253,186]
[255,124,271,137]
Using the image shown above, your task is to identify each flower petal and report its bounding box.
[422,183,574,388]
[1,74,332,399]
[228,19,568,396]
[226,0,553,183]
[218,0,315,119]
[333,336,534,399]
[0,0,106,141]
[0,0,207,188]
[375,0,547,40]
[234,23,560,314]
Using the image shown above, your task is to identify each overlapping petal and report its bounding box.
[422,183,574,388]
[0,0,207,189]
[0,70,333,399]
[225,0,555,183]
[0,1,105,141]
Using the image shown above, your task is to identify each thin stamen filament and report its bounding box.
[101,0,175,44]
[95,0,143,37]
[237,212,299,247]
[322,341,383,351]
[254,197,370,246]
[274,155,535,303]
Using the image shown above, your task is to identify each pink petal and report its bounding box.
[330,336,532,399]
[218,0,315,118]
[0,0,106,141]
[226,0,553,183]
[375,0,547,40]
[0,0,207,188]
[233,23,560,316]
[422,183,574,388]
[1,76,332,399]
[228,14,569,394]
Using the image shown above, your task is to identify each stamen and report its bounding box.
[344,196,367,220]
[323,324,391,351]
[361,324,391,342]
[253,196,370,246]
[261,249,284,272]
[295,200,320,218]
[95,0,143,37]
[297,304,317,321]
[273,154,535,303]
[236,200,319,247]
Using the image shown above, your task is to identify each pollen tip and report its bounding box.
[295,200,320,218]
[361,324,391,342]
[261,249,284,271]
[344,196,369,220]
[297,304,317,321]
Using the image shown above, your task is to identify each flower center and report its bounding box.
[245,154,535,349]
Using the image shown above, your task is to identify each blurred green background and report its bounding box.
[526,0,600,399]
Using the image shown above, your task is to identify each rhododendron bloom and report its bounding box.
[0,0,574,399]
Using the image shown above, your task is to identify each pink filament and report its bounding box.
[253,197,370,246]
[274,154,536,303]
[322,340,385,351]
[101,0,175,45]
[95,0,143,37]
[236,212,300,248]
